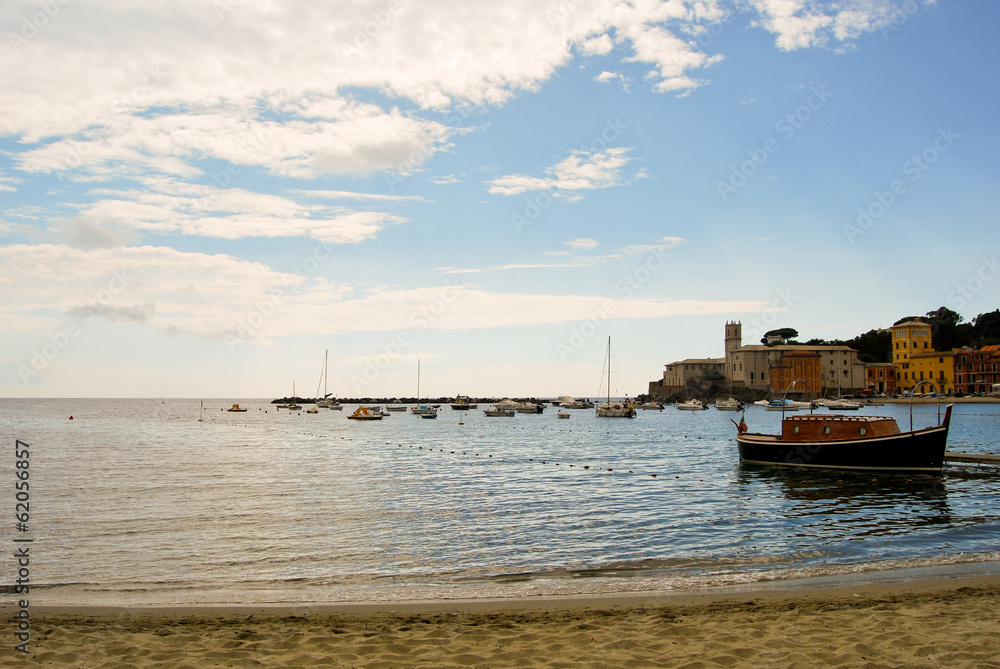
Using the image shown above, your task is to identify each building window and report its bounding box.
[750,372,754,381]
[903,342,907,348]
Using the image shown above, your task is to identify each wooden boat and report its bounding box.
[347,406,384,420]
[483,406,515,417]
[384,403,408,412]
[735,404,953,472]
[226,403,247,412]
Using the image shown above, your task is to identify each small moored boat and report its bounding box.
[450,395,478,410]
[347,406,384,420]
[227,403,247,412]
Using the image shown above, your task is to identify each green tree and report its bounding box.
[845,329,892,363]
[972,310,1000,345]
[925,306,972,350]
[761,328,799,345]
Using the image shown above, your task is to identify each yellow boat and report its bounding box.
[347,406,384,421]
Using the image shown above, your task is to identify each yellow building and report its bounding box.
[891,320,952,393]
[906,351,955,394]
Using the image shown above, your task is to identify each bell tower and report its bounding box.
[725,320,742,357]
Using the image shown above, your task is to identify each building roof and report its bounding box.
[891,320,931,329]
[665,358,725,367]
[736,344,858,353]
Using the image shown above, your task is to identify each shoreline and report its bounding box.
[6,573,999,667]
[14,560,1000,617]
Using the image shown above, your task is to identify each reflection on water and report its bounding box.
[1,398,998,604]
[736,464,954,539]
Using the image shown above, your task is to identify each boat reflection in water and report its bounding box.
[735,464,954,534]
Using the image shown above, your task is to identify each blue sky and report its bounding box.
[1,0,998,399]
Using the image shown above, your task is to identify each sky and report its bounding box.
[1,0,998,399]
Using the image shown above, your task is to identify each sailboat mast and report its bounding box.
[607,336,611,404]
[417,359,420,401]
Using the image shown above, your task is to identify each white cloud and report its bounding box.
[581,34,614,56]
[65,178,405,244]
[292,190,429,203]
[16,103,453,181]
[0,0,902,195]
[566,238,600,250]
[0,243,769,342]
[620,236,687,255]
[747,0,900,51]
[488,147,637,198]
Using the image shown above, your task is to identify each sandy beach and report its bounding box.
[4,576,999,668]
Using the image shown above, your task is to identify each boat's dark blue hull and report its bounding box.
[736,423,950,472]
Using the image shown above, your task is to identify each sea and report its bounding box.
[3,398,999,608]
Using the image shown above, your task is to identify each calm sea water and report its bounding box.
[2,399,999,606]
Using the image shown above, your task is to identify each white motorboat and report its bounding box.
[676,399,707,411]
[556,396,593,409]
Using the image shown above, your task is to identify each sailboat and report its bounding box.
[314,350,342,410]
[410,359,437,417]
[286,381,302,411]
[595,336,636,418]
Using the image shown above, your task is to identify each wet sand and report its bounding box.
[3,575,999,667]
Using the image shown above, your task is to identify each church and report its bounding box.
[652,321,867,399]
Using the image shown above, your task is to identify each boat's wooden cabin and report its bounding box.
[780,414,901,441]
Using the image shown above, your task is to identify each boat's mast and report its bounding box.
[607,336,611,404]
[417,359,420,401]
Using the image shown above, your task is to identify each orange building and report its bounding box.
[954,345,1000,394]
[865,363,897,395]
[769,350,822,397]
